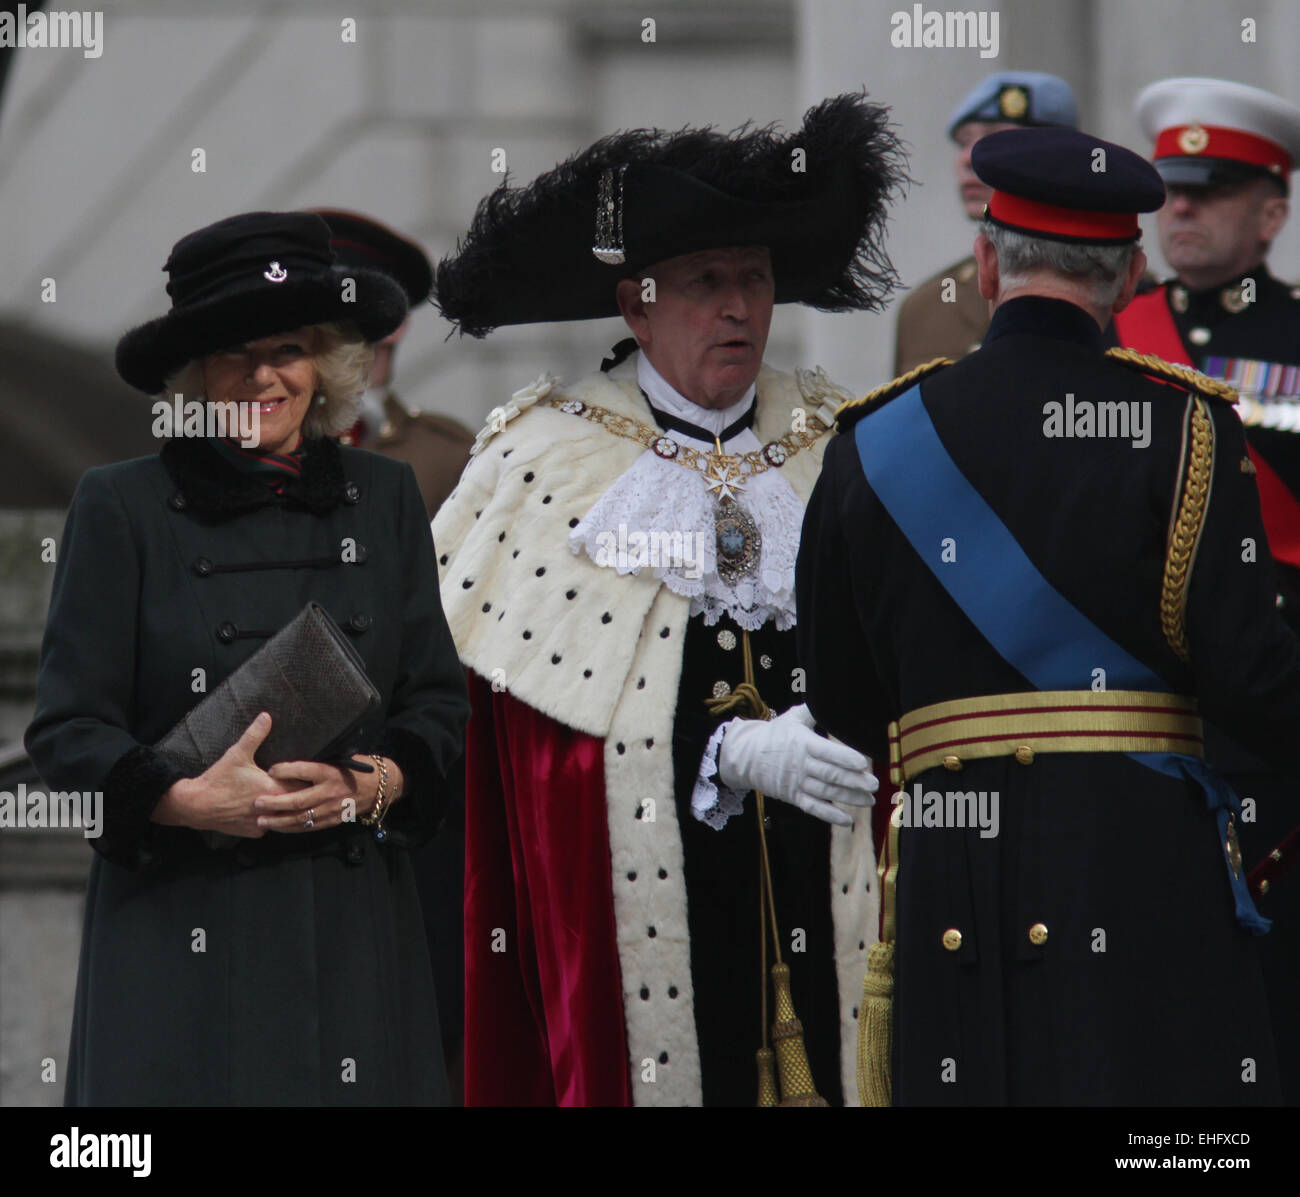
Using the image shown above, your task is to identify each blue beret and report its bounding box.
[947,71,1078,139]
[972,128,1165,243]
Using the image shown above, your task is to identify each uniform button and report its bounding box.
[1014,744,1034,765]
[759,654,773,670]
[942,754,962,771]
[1028,922,1048,946]
[216,621,237,644]
[346,842,365,865]
[192,556,214,577]
[343,482,361,504]
[349,612,372,633]
[716,629,737,651]
[712,680,731,699]
[1276,594,1286,609]
[169,491,188,511]
[1258,879,1271,896]
[1188,326,1211,346]
[942,928,962,951]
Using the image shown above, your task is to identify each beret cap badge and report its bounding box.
[263,261,288,283]
[999,85,1029,120]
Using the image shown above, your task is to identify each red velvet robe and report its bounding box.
[463,668,633,1105]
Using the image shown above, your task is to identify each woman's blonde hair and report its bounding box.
[162,321,374,440]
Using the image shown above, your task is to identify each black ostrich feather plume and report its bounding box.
[435,91,910,337]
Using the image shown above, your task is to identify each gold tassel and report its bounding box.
[756,1047,779,1106]
[856,740,903,1107]
[856,941,894,1107]
[731,628,826,1106]
[771,961,829,1106]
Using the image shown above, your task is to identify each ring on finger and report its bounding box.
[303,807,315,830]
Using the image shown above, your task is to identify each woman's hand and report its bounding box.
[153,711,302,838]
[254,755,405,834]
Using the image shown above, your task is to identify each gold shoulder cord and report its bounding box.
[1104,349,1225,662]
[1161,395,1215,662]
[834,357,953,424]
[1104,347,1239,402]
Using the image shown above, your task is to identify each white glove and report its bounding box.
[717,704,878,827]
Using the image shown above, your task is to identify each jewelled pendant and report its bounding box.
[715,498,761,585]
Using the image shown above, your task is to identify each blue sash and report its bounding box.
[855,383,1268,933]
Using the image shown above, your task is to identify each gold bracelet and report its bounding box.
[361,753,390,841]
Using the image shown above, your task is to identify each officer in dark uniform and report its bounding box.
[893,72,1078,374]
[312,209,474,518]
[799,127,1300,1104]
[1117,79,1300,621]
[1116,78,1300,1103]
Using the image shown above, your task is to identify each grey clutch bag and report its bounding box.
[155,601,381,782]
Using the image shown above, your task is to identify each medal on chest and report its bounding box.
[705,438,762,585]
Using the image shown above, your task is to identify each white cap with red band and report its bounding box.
[1136,76,1300,190]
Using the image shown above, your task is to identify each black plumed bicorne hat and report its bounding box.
[434,92,908,337]
[116,211,409,394]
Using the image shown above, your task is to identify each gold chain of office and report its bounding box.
[545,395,829,480]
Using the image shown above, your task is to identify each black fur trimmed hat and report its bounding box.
[434,92,908,337]
[116,211,409,394]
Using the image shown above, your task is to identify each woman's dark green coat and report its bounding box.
[26,436,469,1106]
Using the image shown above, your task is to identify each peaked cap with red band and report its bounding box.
[972,127,1165,245]
[310,208,435,306]
[1136,77,1300,195]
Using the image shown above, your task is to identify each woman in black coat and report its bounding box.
[25,211,470,1106]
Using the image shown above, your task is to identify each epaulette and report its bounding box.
[1105,347,1238,403]
[469,373,557,456]
[834,357,953,431]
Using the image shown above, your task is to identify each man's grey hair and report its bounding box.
[980,220,1136,309]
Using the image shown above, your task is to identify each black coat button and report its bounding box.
[169,492,188,511]
[343,482,361,504]
[349,612,372,633]
[192,557,214,577]
[345,842,365,865]
[216,621,237,644]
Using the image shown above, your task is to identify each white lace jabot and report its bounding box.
[568,352,806,631]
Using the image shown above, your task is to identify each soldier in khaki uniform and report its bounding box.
[313,209,474,518]
[893,72,1078,374]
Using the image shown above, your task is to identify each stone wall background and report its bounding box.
[3,0,1298,1104]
